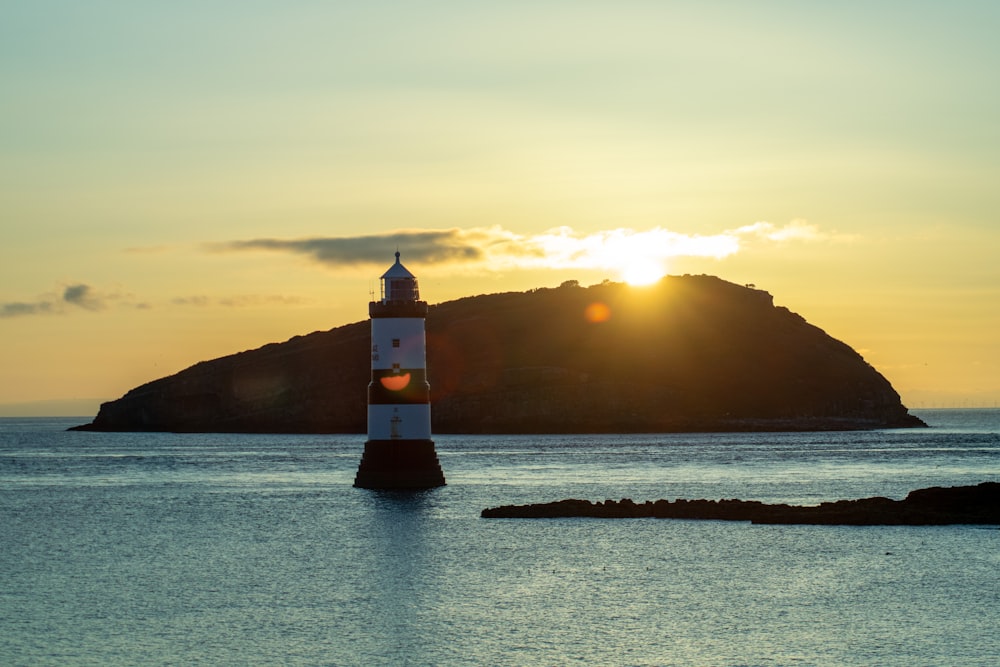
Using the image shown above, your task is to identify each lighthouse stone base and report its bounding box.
[353,439,446,489]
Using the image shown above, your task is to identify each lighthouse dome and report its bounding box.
[379,251,420,303]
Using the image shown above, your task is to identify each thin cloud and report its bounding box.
[1,301,54,318]
[2,222,835,319]
[208,230,483,266]
[508,226,741,270]
[217,294,309,308]
[172,296,212,307]
[172,294,309,308]
[734,219,833,242]
[123,244,176,254]
[211,220,833,275]
[2,283,136,318]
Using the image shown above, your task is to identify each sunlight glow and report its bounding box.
[619,260,665,286]
[520,226,736,276]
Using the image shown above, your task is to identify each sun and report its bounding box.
[619,259,666,286]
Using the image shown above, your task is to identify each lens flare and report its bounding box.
[379,373,411,391]
[585,302,611,323]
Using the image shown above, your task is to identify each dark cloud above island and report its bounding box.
[208,229,490,266]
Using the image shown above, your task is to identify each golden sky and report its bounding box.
[2,2,999,415]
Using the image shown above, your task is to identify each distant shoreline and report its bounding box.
[5,406,996,419]
[0,399,107,419]
[1,406,998,428]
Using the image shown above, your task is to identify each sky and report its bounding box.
[2,1,999,416]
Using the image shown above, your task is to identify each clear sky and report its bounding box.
[2,1,998,415]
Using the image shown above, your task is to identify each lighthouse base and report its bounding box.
[354,439,446,490]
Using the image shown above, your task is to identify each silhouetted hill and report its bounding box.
[72,276,925,433]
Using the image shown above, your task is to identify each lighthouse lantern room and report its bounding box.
[353,252,446,489]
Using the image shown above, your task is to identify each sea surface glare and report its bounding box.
[1,409,998,666]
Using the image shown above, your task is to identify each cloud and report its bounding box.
[207,230,484,266]
[211,220,833,276]
[1,283,309,318]
[172,294,309,308]
[1,221,836,319]
[1,301,54,318]
[733,219,832,242]
[507,226,741,270]
[217,294,309,308]
[62,284,105,311]
[172,296,212,307]
[1,283,136,318]
[123,244,176,254]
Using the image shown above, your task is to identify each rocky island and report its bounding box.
[481,482,1000,525]
[72,275,925,433]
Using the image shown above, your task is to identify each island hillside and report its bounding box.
[72,275,925,433]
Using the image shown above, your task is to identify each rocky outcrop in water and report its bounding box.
[72,275,925,433]
[481,482,1000,525]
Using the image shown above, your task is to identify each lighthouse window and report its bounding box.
[392,338,400,348]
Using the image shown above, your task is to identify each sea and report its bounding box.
[1,409,998,667]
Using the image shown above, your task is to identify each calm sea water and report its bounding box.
[1,410,998,666]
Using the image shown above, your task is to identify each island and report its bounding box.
[481,482,1000,525]
[72,275,925,433]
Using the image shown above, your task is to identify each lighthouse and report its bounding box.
[353,251,446,489]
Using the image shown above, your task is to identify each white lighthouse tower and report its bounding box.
[354,251,446,489]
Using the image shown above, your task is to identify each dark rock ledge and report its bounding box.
[481,482,1000,525]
